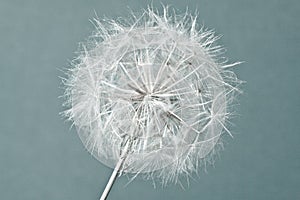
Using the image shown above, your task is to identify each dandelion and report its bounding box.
[62,5,242,200]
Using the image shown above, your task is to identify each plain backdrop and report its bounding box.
[0,0,299,199]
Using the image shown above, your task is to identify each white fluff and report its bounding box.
[62,6,242,185]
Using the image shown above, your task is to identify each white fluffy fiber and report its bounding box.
[63,6,242,185]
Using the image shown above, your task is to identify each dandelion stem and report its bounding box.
[99,139,131,200]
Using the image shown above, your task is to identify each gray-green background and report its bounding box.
[1,0,299,199]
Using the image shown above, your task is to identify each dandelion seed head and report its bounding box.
[63,6,242,185]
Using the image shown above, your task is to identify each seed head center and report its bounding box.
[143,94,152,102]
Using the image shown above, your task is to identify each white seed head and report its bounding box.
[63,6,242,185]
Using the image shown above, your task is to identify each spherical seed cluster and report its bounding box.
[63,6,242,185]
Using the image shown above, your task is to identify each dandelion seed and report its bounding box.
[62,5,242,200]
